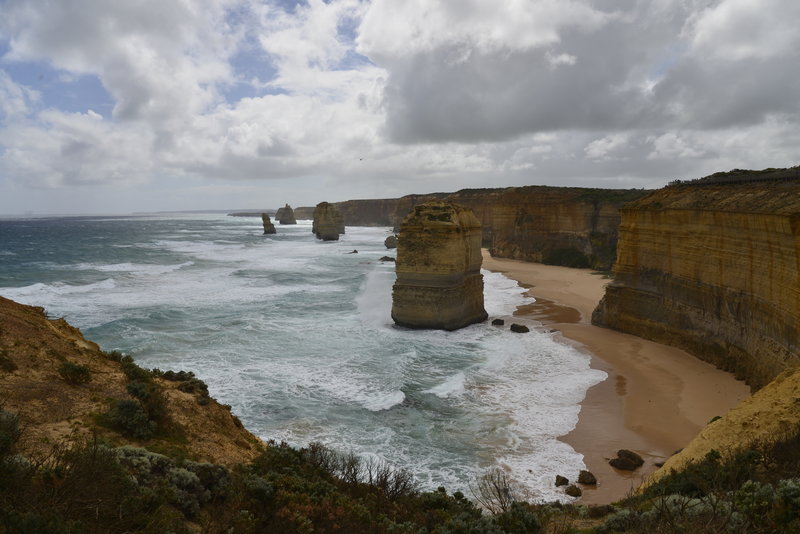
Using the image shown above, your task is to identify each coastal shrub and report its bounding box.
[493,502,544,534]
[542,248,590,269]
[0,410,20,459]
[57,360,91,385]
[104,399,156,440]
[469,468,520,514]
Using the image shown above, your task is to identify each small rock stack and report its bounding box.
[275,204,297,225]
[312,202,345,241]
[261,213,276,235]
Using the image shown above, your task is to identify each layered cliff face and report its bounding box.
[298,188,644,270]
[275,203,297,224]
[261,213,276,234]
[445,187,645,269]
[312,202,345,241]
[593,177,800,389]
[392,201,487,330]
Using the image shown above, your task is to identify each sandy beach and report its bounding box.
[482,251,751,504]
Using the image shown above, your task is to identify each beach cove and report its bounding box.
[482,251,751,504]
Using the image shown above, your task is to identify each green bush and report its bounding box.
[104,400,156,440]
[58,361,91,385]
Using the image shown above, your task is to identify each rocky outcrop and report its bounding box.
[392,201,487,330]
[312,202,345,241]
[275,204,297,224]
[261,213,276,234]
[593,171,800,388]
[0,296,263,465]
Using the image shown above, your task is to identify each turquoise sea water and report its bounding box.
[0,213,605,501]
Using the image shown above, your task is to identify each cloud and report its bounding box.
[0,70,39,120]
[0,0,798,214]
[360,0,800,142]
[0,0,238,125]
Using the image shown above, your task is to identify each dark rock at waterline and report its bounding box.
[555,475,569,487]
[347,250,358,254]
[510,323,530,333]
[380,256,396,262]
[565,484,582,497]
[261,213,277,235]
[491,318,505,326]
[578,470,597,485]
[384,235,398,249]
[609,449,644,471]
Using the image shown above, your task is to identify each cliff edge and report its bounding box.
[593,171,800,389]
[0,296,262,465]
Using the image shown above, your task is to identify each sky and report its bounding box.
[0,0,798,215]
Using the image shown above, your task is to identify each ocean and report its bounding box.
[0,213,606,501]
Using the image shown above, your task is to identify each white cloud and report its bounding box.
[0,0,798,214]
[358,0,612,61]
[687,0,800,61]
[647,132,704,160]
[0,70,40,120]
[585,134,629,160]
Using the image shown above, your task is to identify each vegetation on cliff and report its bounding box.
[2,291,799,532]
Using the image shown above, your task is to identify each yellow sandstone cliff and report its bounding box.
[593,171,800,389]
[392,201,487,330]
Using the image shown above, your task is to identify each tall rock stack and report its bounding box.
[392,201,487,330]
[261,213,276,234]
[275,204,297,224]
[312,202,345,241]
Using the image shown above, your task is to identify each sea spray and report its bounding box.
[0,214,606,501]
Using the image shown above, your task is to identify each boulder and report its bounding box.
[491,318,505,326]
[312,202,345,241]
[565,485,582,497]
[510,323,530,333]
[261,213,276,235]
[380,256,396,262]
[385,235,398,249]
[609,449,644,471]
[275,204,297,224]
[555,475,569,487]
[391,201,487,331]
[578,470,597,485]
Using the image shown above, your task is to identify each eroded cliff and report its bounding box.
[392,201,487,330]
[298,187,644,270]
[593,173,800,388]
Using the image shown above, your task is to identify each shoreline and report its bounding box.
[481,252,750,504]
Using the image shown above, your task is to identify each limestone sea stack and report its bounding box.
[312,202,345,241]
[392,201,487,330]
[261,213,276,234]
[275,204,297,224]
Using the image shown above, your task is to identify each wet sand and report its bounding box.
[482,252,750,504]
